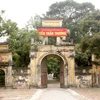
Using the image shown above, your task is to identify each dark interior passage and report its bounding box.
[0,70,5,87]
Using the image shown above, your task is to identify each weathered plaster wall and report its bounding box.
[29,45,75,88]
[12,68,30,89]
[75,67,92,88]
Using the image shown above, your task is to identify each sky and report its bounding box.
[0,0,99,29]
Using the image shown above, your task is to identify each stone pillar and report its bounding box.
[29,59,33,88]
[68,58,71,86]
[64,65,68,88]
[29,57,37,88]
[5,65,12,89]
[70,57,75,85]
[68,57,75,87]
[29,38,37,88]
[29,58,36,88]
[43,37,48,45]
[56,37,61,45]
[45,37,48,45]
[37,65,41,88]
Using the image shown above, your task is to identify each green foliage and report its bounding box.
[75,10,100,67]
[48,37,56,45]
[8,29,30,67]
[26,14,42,30]
[33,44,38,51]
[75,44,91,67]
[45,1,95,43]
[81,34,100,58]
[8,29,38,67]
[78,10,100,67]
[0,10,41,68]
[46,1,94,25]
[1,5,99,70]
[80,10,100,36]
[47,57,60,76]
[0,11,18,37]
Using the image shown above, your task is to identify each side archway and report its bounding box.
[0,69,5,87]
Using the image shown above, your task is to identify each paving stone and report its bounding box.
[0,87,100,100]
[0,88,37,100]
[71,87,100,100]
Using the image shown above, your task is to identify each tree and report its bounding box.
[44,0,95,43]
[80,10,100,36]
[48,36,56,45]
[8,29,28,67]
[8,28,38,67]
[79,9,100,86]
[0,10,18,37]
[0,10,41,68]
[26,14,42,30]
[46,1,94,24]
[81,34,100,86]
[79,10,100,67]
[81,34,100,58]
[75,44,91,67]
[47,57,60,78]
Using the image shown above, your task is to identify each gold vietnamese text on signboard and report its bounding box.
[38,28,68,37]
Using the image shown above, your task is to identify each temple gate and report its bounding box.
[29,18,75,88]
[0,42,12,88]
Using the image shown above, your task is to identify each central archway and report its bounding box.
[37,53,68,88]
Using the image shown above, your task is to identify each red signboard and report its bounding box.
[38,28,68,37]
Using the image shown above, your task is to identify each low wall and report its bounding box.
[75,67,92,88]
[12,68,30,89]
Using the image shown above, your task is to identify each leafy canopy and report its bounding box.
[81,34,100,59]
[47,57,60,75]
[44,0,95,43]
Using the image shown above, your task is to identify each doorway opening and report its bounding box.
[41,54,65,88]
[47,56,60,88]
[0,70,5,87]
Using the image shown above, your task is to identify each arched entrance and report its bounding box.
[0,69,5,87]
[37,53,68,88]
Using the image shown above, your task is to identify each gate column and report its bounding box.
[29,39,38,88]
[5,64,12,88]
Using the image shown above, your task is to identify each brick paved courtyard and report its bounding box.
[72,87,100,100]
[0,87,100,100]
[0,88,37,100]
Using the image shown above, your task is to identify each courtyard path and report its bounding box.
[1,85,100,100]
[30,88,88,100]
